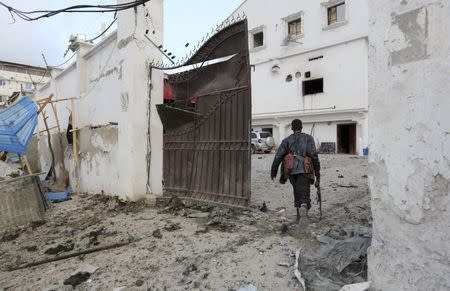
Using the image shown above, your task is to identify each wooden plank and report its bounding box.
[71,99,79,195]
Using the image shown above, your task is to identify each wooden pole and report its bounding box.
[22,155,32,174]
[6,241,130,271]
[51,102,68,186]
[71,99,79,195]
[42,111,57,182]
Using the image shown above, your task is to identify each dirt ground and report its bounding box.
[0,154,371,291]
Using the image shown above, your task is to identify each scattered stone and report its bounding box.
[1,231,20,242]
[135,279,144,287]
[152,229,163,239]
[86,227,104,247]
[275,271,285,278]
[24,245,37,252]
[280,223,289,234]
[340,282,371,291]
[193,281,201,288]
[237,284,257,291]
[187,212,210,219]
[63,272,90,287]
[45,241,75,255]
[259,202,268,212]
[163,223,181,232]
[183,263,198,276]
[30,220,47,229]
[178,277,192,286]
[195,225,209,234]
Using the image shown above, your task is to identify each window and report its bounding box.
[0,80,7,87]
[303,78,324,95]
[288,18,302,37]
[253,31,264,48]
[259,132,272,138]
[251,133,257,139]
[328,2,346,25]
[23,82,34,91]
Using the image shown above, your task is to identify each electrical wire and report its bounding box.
[53,53,76,68]
[86,17,117,42]
[0,0,151,22]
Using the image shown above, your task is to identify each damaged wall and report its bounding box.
[35,0,164,200]
[368,1,450,290]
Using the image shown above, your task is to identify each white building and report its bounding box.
[0,60,50,106]
[232,0,369,155]
[35,0,164,201]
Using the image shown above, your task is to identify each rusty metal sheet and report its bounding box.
[156,105,201,131]
[156,19,251,207]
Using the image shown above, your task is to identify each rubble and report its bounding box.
[0,155,371,290]
[44,241,75,255]
[0,160,22,180]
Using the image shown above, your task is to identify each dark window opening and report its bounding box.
[251,133,257,139]
[328,2,346,25]
[288,18,302,37]
[303,78,324,95]
[286,74,293,82]
[253,32,264,48]
[259,132,272,138]
[261,128,273,135]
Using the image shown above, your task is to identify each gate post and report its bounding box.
[116,0,163,200]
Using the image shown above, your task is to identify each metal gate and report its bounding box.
[156,19,251,207]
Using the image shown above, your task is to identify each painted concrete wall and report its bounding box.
[368,1,450,290]
[232,0,369,154]
[36,0,164,201]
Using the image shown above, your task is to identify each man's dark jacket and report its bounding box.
[271,132,320,179]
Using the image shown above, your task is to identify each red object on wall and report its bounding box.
[164,79,175,101]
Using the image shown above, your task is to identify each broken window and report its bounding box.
[303,78,324,95]
[288,18,302,37]
[328,2,346,25]
[66,114,73,145]
[253,31,264,48]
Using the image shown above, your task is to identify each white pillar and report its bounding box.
[368,1,450,290]
[116,0,163,200]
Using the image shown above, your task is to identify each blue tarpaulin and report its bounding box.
[0,96,38,154]
[46,187,72,203]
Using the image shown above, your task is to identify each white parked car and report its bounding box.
[251,131,275,154]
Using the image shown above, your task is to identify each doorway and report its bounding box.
[337,123,357,154]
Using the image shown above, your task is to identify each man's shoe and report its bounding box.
[298,204,309,224]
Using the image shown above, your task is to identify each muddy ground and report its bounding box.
[0,154,371,291]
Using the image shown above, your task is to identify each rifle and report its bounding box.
[315,182,322,220]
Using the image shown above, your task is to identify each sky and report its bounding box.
[0,0,243,68]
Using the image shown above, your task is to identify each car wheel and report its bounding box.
[251,145,256,154]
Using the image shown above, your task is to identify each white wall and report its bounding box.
[250,38,368,116]
[368,1,450,290]
[36,0,164,201]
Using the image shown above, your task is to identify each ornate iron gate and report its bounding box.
[155,19,251,207]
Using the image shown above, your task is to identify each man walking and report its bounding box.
[270,119,320,222]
